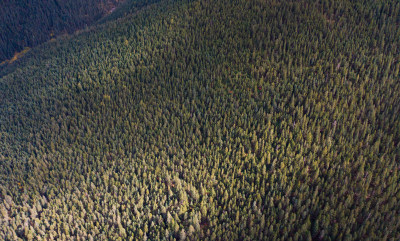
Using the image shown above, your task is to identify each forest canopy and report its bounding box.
[0,0,399,240]
[0,0,123,62]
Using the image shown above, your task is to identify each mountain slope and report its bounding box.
[0,0,124,62]
[0,0,399,240]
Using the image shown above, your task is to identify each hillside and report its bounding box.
[0,0,399,240]
[0,0,124,63]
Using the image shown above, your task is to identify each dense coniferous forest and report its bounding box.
[0,0,124,62]
[0,0,399,240]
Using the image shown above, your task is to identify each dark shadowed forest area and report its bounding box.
[0,0,124,63]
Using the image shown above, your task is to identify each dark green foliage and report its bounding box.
[0,0,122,62]
[0,0,399,240]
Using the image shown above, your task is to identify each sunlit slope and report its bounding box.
[0,0,399,240]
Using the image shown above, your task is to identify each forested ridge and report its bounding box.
[0,0,124,62]
[0,0,399,240]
